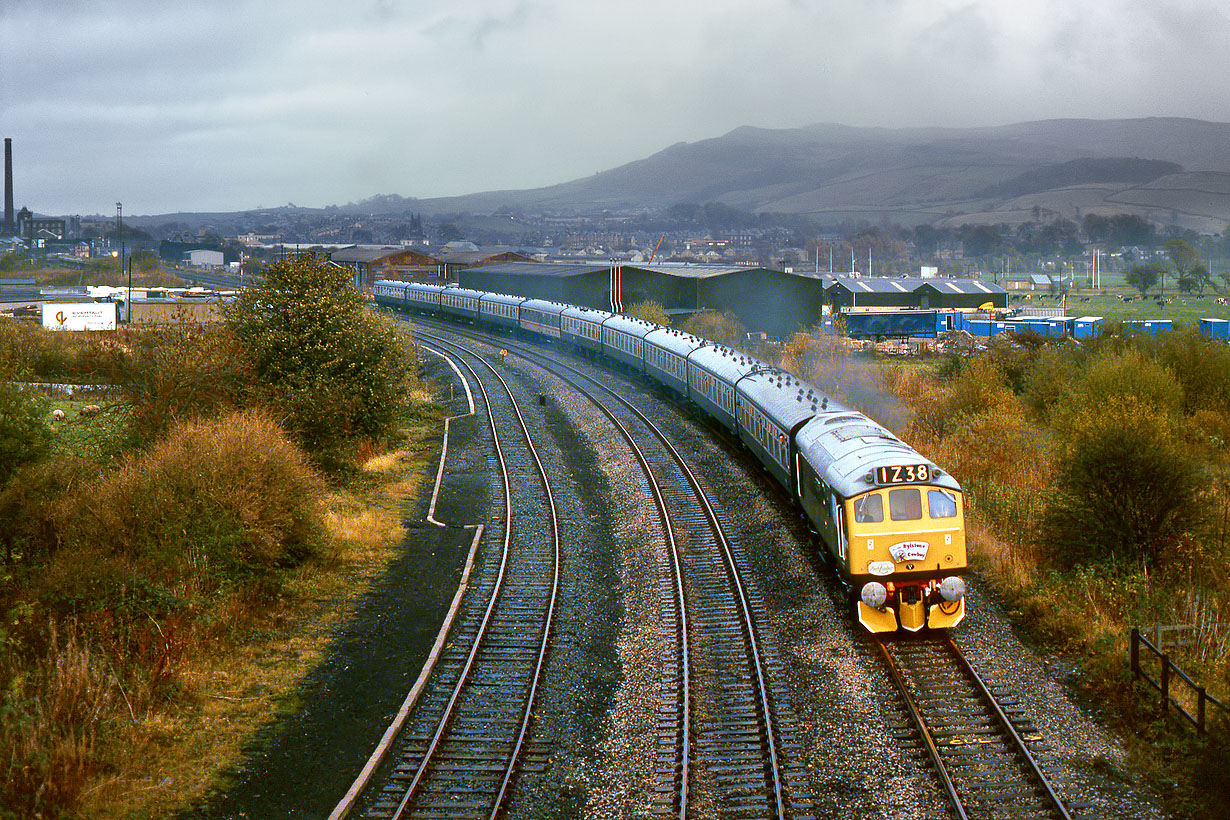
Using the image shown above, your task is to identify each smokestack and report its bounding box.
[3,138,12,231]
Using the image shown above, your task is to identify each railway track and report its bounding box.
[878,635,1076,820]
[355,338,561,820]
[415,321,814,819]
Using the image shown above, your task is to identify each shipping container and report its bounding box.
[1200,318,1229,340]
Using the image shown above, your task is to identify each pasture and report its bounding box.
[1012,287,1230,328]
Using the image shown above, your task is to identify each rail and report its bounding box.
[1131,628,1228,734]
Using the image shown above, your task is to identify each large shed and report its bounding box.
[694,267,828,339]
[824,277,1007,312]
[458,262,612,306]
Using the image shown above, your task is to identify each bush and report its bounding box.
[1066,346,1183,421]
[0,621,118,818]
[679,310,746,350]
[1147,329,1230,415]
[0,457,96,565]
[0,383,51,487]
[627,300,670,326]
[86,322,253,444]
[72,409,326,588]
[945,355,1016,420]
[1041,396,1205,570]
[1023,344,1084,421]
[0,315,91,382]
[225,255,415,468]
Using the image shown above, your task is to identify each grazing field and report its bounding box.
[1014,288,1230,328]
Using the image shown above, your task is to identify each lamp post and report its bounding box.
[117,202,131,323]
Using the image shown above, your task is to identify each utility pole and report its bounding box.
[117,202,128,321]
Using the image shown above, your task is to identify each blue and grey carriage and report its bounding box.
[561,306,615,355]
[440,286,483,322]
[601,315,658,372]
[734,368,823,491]
[643,327,707,398]
[685,346,764,434]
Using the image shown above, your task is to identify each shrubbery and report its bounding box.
[0,383,51,486]
[1,256,424,817]
[0,410,330,817]
[1042,395,1204,569]
[226,255,415,468]
[888,330,1230,818]
[86,321,254,444]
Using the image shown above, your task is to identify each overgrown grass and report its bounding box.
[1,303,440,819]
[0,393,444,819]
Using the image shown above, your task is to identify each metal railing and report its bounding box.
[1131,627,1228,734]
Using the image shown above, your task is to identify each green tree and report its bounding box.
[1125,262,1164,296]
[225,254,415,468]
[1161,237,1200,288]
[627,300,670,326]
[680,310,747,350]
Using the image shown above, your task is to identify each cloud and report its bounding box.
[3,0,1229,215]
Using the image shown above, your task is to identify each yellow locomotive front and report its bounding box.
[845,467,967,632]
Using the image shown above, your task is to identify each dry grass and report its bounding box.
[967,521,1037,590]
[70,433,434,819]
[2,404,441,819]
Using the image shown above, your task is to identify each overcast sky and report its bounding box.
[3,0,1230,216]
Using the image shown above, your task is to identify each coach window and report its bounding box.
[853,493,883,523]
[889,488,923,521]
[928,489,958,519]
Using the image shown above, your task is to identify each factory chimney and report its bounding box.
[3,138,13,232]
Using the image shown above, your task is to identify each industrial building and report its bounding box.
[458,262,1008,339]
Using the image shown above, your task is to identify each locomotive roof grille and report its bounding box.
[832,425,897,442]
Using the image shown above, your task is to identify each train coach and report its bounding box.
[519,299,568,339]
[372,278,967,633]
[480,292,525,330]
[686,345,764,434]
[440,286,483,322]
[734,368,823,492]
[644,327,707,399]
[561,305,615,356]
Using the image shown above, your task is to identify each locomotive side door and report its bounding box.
[835,501,847,563]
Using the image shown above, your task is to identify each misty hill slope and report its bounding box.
[407,117,1230,231]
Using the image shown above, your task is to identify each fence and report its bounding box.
[1130,627,1228,734]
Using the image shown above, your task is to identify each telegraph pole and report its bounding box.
[117,202,129,322]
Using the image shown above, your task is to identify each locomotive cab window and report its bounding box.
[853,493,883,523]
[928,489,958,519]
[889,488,923,521]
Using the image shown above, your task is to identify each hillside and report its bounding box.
[127,118,1230,233]
[391,118,1230,231]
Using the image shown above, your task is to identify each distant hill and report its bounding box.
[128,118,1230,234]
[390,117,1230,232]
